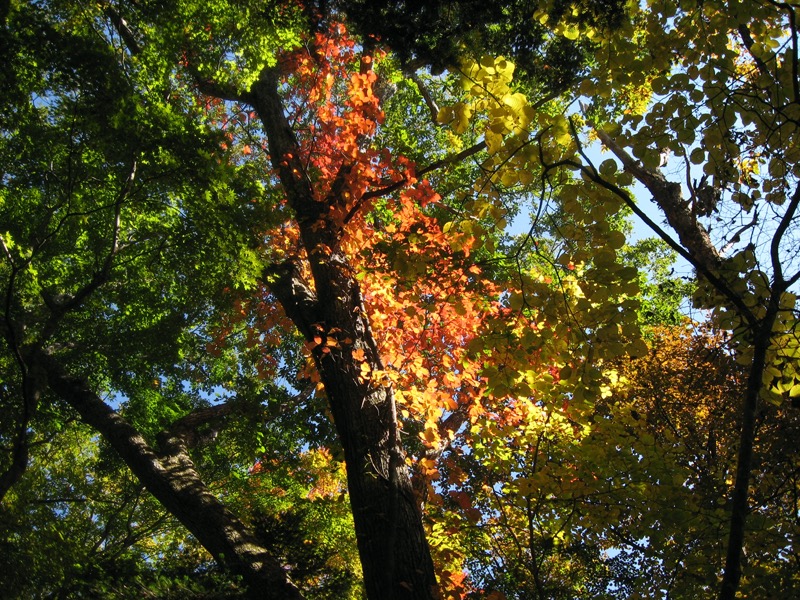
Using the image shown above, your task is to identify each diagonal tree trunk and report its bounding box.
[27,347,305,600]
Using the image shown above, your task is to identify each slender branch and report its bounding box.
[102,3,142,55]
[784,267,800,290]
[546,125,758,326]
[417,140,487,178]
[737,24,773,82]
[32,496,92,504]
[407,71,441,125]
[341,139,487,228]
[720,214,758,256]
[770,181,800,289]
[547,147,757,326]
[340,177,409,226]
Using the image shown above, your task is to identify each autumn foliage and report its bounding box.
[203,24,525,596]
[6,1,800,599]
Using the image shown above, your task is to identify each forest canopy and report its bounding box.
[1,1,799,599]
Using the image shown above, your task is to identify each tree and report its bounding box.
[2,1,548,597]
[1,1,310,597]
[11,1,798,598]
[448,323,798,598]
[570,2,800,596]
[0,0,657,594]
[426,0,800,596]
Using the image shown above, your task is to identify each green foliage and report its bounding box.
[621,238,695,327]
[253,501,362,600]
[0,422,244,599]
[0,0,335,594]
[3,1,798,599]
[236,447,363,599]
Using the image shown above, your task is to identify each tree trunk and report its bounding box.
[251,68,439,600]
[28,347,305,600]
[718,306,778,600]
[593,127,791,599]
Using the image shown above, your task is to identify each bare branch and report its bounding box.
[407,71,441,125]
[720,214,758,256]
[592,127,723,272]
[102,3,142,55]
[771,181,800,289]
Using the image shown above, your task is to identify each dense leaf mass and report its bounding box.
[1,1,799,599]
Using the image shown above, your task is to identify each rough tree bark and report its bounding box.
[27,347,305,600]
[246,67,440,600]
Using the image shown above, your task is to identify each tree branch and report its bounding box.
[161,402,236,448]
[0,370,44,500]
[719,304,780,600]
[407,71,441,125]
[553,127,758,326]
[28,347,306,600]
[0,237,48,500]
[737,23,774,83]
[592,127,723,273]
[766,0,800,104]
[417,140,487,178]
[194,77,253,105]
[102,2,142,56]
[263,260,320,341]
[770,181,800,289]
[720,214,758,256]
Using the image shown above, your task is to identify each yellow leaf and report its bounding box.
[563,25,580,40]
[436,106,454,125]
[502,92,528,116]
[452,102,474,135]
[607,230,626,249]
